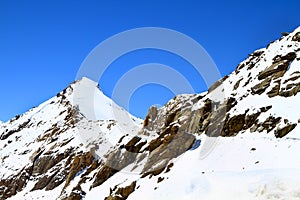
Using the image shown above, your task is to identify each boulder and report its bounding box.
[105,181,136,200]
[275,124,297,138]
[292,32,300,42]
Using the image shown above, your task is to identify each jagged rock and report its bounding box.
[92,165,118,188]
[267,81,281,97]
[38,124,63,142]
[115,181,136,199]
[46,170,68,191]
[275,124,297,138]
[201,98,237,137]
[273,52,297,62]
[279,82,300,97]
[258,52,296,81]
[67,194,82,200]
[283,75,300,84]
[105,196,122,200]
[235,63,245,72]
[67,185,86,200]
[142,130,195,177]
[281,32,289,36]
[244,112,261,129]
[124,136,140,150]
[0,166,33,199]
[64,152,94,188]
[292,32,300,42]
[105,147,139,172]
[105,181,136,200]
[143,106,158,130]
[33,153,65,175]
[245,52,262,70]
[222,114,245,136]
[260,105,272,112]
[251,77,271,95]
[250,115,281,133]
[31,150,73,191]
[32,172,57,191]
[233,78,243,90]
[29,148,44,162]
[123,136,146,153]
[157,177,164,183]
[258,60,288,80]
[0,120,30,140]
[261,116,281,133]
[208,75,229,93]
[250,50,264,57]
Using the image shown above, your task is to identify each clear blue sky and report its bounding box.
[1,0,300,121]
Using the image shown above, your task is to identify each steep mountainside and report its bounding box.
[1,27,300,200]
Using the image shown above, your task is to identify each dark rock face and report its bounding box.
[45,170,68,191]
[233,78,243,90]
[248,51,299,98]
[0,166,33,199]
[124,136,145,153]
[143,106,158,130]
[222,114,246,136]
[279,82,300,97]
[67,186,85,200]
[32,171,59,191]
[30,148,76,191]
[105,181,136,200]
[258,52,296,81]
[251,78,271,95]
[261,116,282,132]
[275,124,297,138]
[33,154,65,175]
[292,32,300,42]
[92,165,118,189]
[64,152,95,188]
[258,60,288,80]
[142,130,195,177]
[267,81,281,97]
[235,50,263,74]
[0,120,30,140]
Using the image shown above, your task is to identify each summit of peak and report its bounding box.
[73,77,100,89]
[78,76,98,84]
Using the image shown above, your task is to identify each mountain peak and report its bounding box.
[66,77,136,122]
[74,77,99,88]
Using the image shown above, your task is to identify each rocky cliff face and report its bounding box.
[1,27,300,200]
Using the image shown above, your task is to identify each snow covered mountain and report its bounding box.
[0,78,143,199]
[1,26,300,200]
